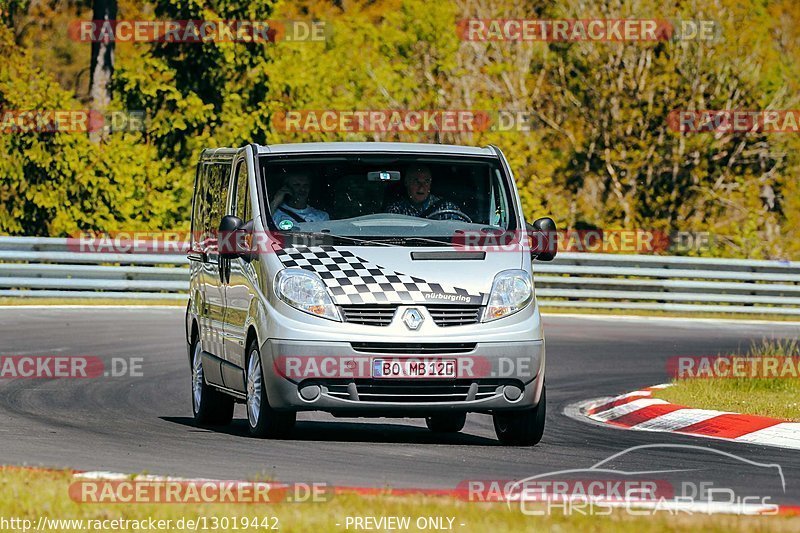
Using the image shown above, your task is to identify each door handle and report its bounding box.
[218,256,226,284]
[219,257,232,285]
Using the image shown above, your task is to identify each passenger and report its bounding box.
[386,166,462,219]
[270,172,330,225]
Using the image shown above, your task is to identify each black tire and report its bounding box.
[425,413,467,433]
[245,339,296,438]
[493,387,546,446]
[191,337,234,426]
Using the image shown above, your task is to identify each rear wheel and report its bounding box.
[425,413,467,433]
[191,339,234,425]
[246,340,296,438]
[493,387,546,446]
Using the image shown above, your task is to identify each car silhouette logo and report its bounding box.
[402,308,424,330]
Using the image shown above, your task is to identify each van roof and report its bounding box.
[256,142,497,157]
[199,147,237,161]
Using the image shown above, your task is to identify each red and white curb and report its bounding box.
[580,384,800,451]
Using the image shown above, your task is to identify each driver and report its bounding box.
[270,172,330,225]
[386,166,462,220]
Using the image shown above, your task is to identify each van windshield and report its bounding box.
[259,154,518,243]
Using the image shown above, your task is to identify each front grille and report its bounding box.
[340,304,484,327]
[427,305,483,327]
[355,380,474,402]
[340,305,396,326]
[350,342,476,354]
[310,379,516,403]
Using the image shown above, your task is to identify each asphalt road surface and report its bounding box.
[1,307,798,504]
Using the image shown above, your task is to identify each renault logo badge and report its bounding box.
[402,308,424,330]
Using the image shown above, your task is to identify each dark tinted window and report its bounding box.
[259,155,516,235]
[232,160,250,221]
[190,162,205,253]
[193,161,232,254]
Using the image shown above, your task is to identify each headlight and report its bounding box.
[275,269,341,321]
[482,269,533,322]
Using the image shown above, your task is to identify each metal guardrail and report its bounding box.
[0,237,188,300]
[1,237,799,315]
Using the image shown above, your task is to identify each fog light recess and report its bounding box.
[502,385,523,402]
[299,384,321,402]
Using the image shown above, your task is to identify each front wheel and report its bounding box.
[493,387,546,446]
[191,339,234,426]
[246,341,296,438]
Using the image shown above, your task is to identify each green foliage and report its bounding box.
[0,0,798,260]
[0,24,185,235]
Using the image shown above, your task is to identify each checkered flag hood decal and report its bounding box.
[276,246,485,305]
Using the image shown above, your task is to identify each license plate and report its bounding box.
[372,359,456,379]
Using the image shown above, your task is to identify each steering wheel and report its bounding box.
[426,209,472,223]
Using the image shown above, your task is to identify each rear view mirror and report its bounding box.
[527,217,558,261]
[218,215,247,259]
[367,170,401,182]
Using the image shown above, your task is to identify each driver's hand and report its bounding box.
[270,187,290,211]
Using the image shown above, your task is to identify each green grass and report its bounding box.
[0,468,797,532]
[654,339,800,421]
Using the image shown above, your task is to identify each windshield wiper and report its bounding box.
[279,231,398,247]
[277,231,454,248]
[368,236,452,246]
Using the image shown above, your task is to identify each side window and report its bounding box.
[200,163,216,254]
[190,162,206,253]
[232,160,250,221]
[218,162,230,225]
[490,170,508,228]
[205,163,229,254]
[206,163,231,253]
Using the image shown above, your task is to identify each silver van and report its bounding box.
[185,142,556,445]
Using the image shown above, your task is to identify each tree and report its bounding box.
[89,0,116,141]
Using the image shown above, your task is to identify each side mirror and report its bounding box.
[218,215,246,259]
[527,217,558,261]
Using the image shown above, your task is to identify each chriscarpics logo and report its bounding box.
[469,444,786,516]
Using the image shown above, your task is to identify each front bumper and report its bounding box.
[260,338,545,414]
